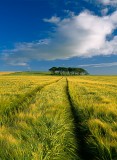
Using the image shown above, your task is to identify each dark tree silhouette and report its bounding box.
[49,67,89,75]
[49,67,57,75]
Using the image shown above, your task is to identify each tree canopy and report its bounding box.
[49,67,89,75]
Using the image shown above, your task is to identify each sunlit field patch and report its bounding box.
[68,76,117,160]
[0,72,15,75]
[0,75,117,160]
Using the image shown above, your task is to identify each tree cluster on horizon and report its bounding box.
[49,67,89,75]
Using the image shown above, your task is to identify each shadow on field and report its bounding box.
[66,78,95,160]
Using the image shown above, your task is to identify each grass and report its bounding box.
[0,72,15,75]
[0,77,80,160]
[0,75,117,160]
[67,76,117,160]
[7,71,51,76]
[0,76,60,125]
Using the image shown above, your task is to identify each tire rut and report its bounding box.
[1,77,63,125]
[66,78,95,160]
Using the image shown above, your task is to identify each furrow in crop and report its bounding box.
[0,77,80,160]
[66,78,95,160]
[0,77,62,125]
[67,76,117,160]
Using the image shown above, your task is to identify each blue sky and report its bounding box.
[1,0,117,74]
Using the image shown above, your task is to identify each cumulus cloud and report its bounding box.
[101,8,109,15]
[43,16,60,24]
[98,0,117,6]
[2,11,117,65]
[87,0,117,6]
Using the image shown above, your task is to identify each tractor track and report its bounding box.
[1,77,63,126]
[66,78,95,160]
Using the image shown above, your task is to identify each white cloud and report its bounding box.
[2,10,117,65]
[64,10,75,17]
[9,62,28,66]
[101,8,108,15]
[79,62,117,67]
[98,0,117,6]
[43,16,60,24]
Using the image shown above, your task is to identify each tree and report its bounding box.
[49,67,89,75]
[49,67,57,75]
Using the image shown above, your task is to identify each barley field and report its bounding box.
[0,74,117,160]
[0,72,14,75]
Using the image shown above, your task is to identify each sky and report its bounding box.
[1,0,117,74]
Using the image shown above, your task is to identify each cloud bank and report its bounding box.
[87,0,117,6]
[98,0,117,6]
[79,62,117,67]
[2,10,117,65]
